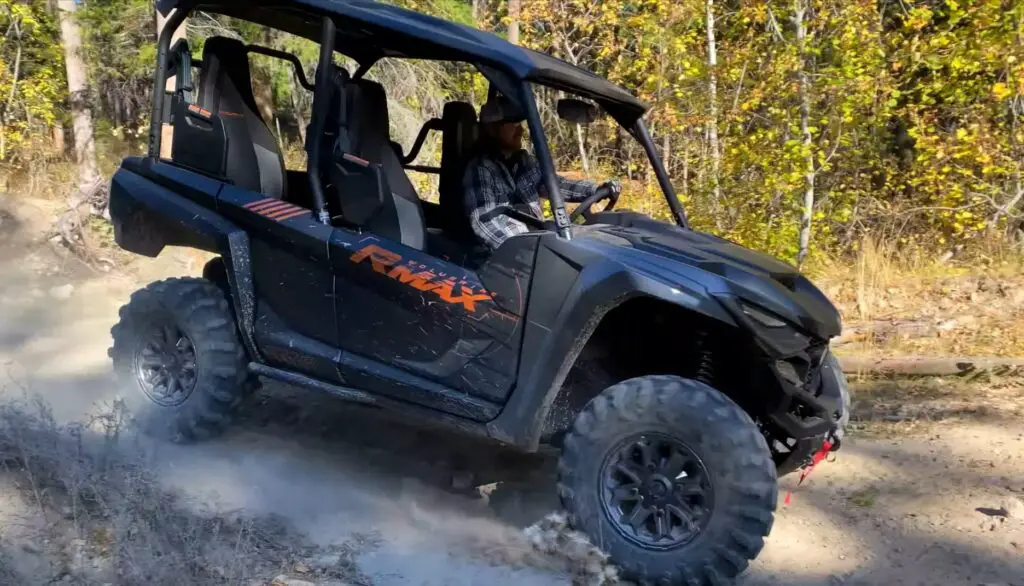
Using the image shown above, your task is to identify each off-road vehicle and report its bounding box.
[108,1,849,583]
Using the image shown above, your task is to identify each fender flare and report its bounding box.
[109,167,261,361]
[487,257,738,451]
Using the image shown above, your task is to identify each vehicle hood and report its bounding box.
[580,219,842,340]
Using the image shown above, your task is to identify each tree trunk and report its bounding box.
[52,126,65,153]
[290,73,308,147]
[507,0,521,45]
[663,132,671,177]
[57,0,99,188]
[575,124,590,175]
[705,0,722,221]
[682,130,689,198]
[837,355,1024,378]
[472,0,483,23]
[994,9,1023,230]
[0,21,21,161]
[794,0,816,267]
[156,8,187,160]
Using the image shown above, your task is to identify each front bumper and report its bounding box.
[767,348,849,441]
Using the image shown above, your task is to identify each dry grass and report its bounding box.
[0,395,315,586]
[813,236,1024,357]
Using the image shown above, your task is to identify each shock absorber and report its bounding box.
[694,330,715,386]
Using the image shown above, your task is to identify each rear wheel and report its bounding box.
[558,375,776,585]
[109,278,250,441]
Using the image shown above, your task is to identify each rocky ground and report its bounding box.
[1,195,1023,585]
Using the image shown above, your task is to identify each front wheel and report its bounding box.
[558,376,776,585]
[109,278,251,442]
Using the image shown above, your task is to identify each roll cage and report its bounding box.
[151,0,688,235]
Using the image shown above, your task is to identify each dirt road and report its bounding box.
[2,196,1023,585]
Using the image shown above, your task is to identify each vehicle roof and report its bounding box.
[157,0,648,122]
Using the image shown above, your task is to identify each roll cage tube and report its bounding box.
[148,3,194,158]
[632,120,689,229]
[246,45,315,91]
[307,15,337,225]
[522,83,572,239]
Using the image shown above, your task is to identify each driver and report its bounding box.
[462,95,619,250]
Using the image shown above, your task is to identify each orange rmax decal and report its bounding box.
[388,265,441,292]
[350,244,401,274]
[350,244,494,312]
[434,282,492,312]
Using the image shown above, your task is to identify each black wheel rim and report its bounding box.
[134,322,198,407]
[600,433,714,550]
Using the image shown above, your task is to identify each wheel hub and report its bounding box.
[600,433,714,550]
[134,323,198,407]
[647,476,672,499]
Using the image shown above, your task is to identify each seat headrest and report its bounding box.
[199,36,262,122]
[438,101,479,239]
[442,101,478,160]
[346,79,391,160]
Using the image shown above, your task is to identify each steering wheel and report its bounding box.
[570,181,621,223]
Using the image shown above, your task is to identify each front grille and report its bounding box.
[804,343,828,394]
[775,342,829,396]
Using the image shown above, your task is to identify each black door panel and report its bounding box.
[328,231,538,403]
[254,304,344,383]
[218,185,339,358]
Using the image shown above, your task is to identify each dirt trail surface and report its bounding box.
[2,196,1024,585]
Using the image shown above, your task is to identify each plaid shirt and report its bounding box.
[462,150,597,249]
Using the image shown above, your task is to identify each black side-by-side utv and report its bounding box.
[107,1,849,583]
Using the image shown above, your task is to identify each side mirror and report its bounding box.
[557,99,599,125]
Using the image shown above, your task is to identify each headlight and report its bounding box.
[739,302,788,328]
[735,300,811,356]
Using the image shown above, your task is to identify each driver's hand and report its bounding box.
[600,180,622,196]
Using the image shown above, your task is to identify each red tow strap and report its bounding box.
[784,439,833,506]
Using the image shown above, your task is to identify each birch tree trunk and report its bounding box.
[682,131,690,198]
[794,0,816,267]
[994,9,1022,230]
[0,19,22,161]
[663,132,671,176]
[57,0,99,188]
[575,124,590,174]
[705,0,722,220]
[508,0,521,45]
[156,8,187,160]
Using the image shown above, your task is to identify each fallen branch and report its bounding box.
[45,176,112,269]
[837,355,1024,378]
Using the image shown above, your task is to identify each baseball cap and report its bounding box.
[479,95,525,124]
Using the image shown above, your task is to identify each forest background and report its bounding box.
[1,0,1022,270]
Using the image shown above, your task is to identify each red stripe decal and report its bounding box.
[251,200,292,213]
[244,199,277,210]
[273,209,309,222]
[266,205,304,219]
